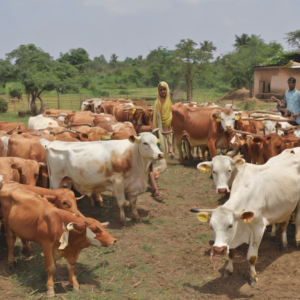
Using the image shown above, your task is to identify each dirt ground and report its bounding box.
[1,157,300,299]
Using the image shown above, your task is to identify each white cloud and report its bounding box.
[224,19,234,26]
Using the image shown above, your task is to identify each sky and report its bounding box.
[0,0,299,61]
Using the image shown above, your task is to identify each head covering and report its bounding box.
[153,81,172,130]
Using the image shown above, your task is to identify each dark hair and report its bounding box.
[288,77,296,83]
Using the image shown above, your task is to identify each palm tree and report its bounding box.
[200,40,217,53]
[234,34,251,46]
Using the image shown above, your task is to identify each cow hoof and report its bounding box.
[249,279,257,287]
[223,270,233,279]
[73,286,79,292]
[46,287,55,297]
[280,246,288,252]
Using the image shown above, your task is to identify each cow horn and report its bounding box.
[68,123,92,127]
[6,126,20,133]
[248,110,281,116]
[75,195,85,201]
[53,130,78,135]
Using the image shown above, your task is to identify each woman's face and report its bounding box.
[158,85,167,99]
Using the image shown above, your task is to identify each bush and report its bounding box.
[244,99,256,111]
[0,98,8,113]
[7,82,24,99]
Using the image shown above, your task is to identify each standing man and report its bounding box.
[272,77,300,124]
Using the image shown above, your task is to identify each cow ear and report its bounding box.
[44,195,57,204]
[86,227,102,246]
[11,163,22,171]
[39,162,47,168]
[197,162,212,173]
[232,158,245,167]
[71,223,86,234]
[212,113,221,122]
[129,135,138,143]
[240,211,254,223]
[196,212,211,222]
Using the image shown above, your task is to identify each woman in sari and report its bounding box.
[152,81,174,156]
[149,81,174,201]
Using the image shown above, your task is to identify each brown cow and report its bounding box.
[172,103,240,164]
[7,134,49,187]
[106,122,137,140]
[0,122,26,132]
[93,113,117,128]
[0,181,117,296]
[65,111,95,126]
[21,184,84,215]
[0,157,40,186]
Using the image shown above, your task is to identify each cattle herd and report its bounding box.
[0,97,299,295]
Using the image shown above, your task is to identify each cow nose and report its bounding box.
[212,246,227,255]
[226,125,232,130]
[217,188,227,194]
[111,238,117,245]
[158,153,164,159]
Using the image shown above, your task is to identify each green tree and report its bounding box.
[94,54,107,64]
[200,40,217,52]
[110,54,118,68]
[58,48,90,66]
[6,44,78,115]
[234,33,251,46]
[285,30,300,50]
[174,39,215,101]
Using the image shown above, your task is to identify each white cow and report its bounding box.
[197,156,245,194]
[28,115,59,130]
[192,149,300,286]
[46,132,164,224]
[0,136,10,156]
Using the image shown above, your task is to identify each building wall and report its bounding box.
[254,67,300,96]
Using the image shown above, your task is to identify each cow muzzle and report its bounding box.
[226,125,233,131]
[158,153,164,159]
[217,188,228,194]
[212,246,227,255]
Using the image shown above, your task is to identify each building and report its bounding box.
[254,60,300,99]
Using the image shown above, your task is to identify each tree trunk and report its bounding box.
[37,92,47,114]
[185,76,192,102]
[30,92,38,116]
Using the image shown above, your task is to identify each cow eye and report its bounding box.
[143,142,148,145]
[228,169,231,172]
[221,119,224,121]
[228,224,233,229]
[62,202,67,205]
[213,171,217,174]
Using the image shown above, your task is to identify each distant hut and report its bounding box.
[254,53,300,99]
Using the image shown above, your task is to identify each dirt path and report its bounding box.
[0,158,300,299]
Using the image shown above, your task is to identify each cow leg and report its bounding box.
[224,248,236,278]
[280,217,290,251]
[5,227,16,271]
[21,239,32,257]
[177,137,184,164]
[201,147,206,161]
[88,195,95,207]
[247,226,265,287]
[207,141,217,159]
[183,141,188,160]
[42,244,56,297]
[295,204,300,248]
[113,181,126,225]
[270,224,277,241]
[95,193,104,207]
[68,263,79,291]
[186,142,193,163]
[128,195,140,222]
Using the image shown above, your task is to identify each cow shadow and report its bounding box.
[186,224,298,299]
[0,227,105,297]
[76,194,151,230]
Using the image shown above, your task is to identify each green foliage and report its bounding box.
[262,49,295,66]
[7,82,25,98]
[285,29,300,50]
[234,33,251,46]
[0,98,8,112]
[58,48,90,66]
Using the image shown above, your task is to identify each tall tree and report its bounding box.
[285,30,300,50]
[58,48,90,66]
[200,40,217,53]
[109,54,118,68]
[234,33,251,46]
[94,54,107,64]
[6,44,78,115]
[174,39,215,101]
